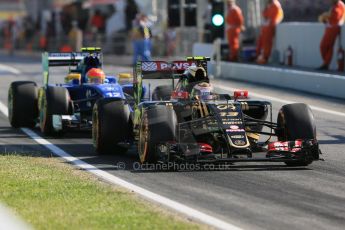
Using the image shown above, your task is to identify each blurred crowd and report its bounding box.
[224,0,345,72]
[1,0,344,72]
[0,0,158,58]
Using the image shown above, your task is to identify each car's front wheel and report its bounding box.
[138,105,177,163]
[277,103,319,166]
[92,98,132,155]
[39,86,70,136]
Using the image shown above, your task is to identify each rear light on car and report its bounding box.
[171,91,189,99]
[198,143,213,153]
[234,90,248,100]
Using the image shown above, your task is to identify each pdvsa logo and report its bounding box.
[142,62,158,71]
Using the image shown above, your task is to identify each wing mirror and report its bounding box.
[171,91,189,99]
[234,90,249,100]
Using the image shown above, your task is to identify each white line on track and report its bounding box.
[215,84,345,118]
[0,101,242,230]
[0,64,22,75]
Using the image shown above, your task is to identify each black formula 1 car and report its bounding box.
[93,57,321,167]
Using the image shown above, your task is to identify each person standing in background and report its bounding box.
[226,0,245,62]
[91,10,106,35]
[23,16,35,51]
[256,0,284,64]
[317,0,345,70]
[131,13,152,65]
[68,21,83,51]
[125,0,138,32]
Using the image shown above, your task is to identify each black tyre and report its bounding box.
[152,85,173,101]
[93,98,132,155]
[39,86,70,136]
[138,105,177,163]
[8,81,38,128]
[277,103,317,166]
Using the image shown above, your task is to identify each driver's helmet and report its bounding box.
[191,82,214,100]
[86,68,105,84]
[183,66,208,84]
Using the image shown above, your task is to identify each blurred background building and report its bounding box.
[0,0,331,56]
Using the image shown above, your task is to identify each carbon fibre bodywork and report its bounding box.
[132,58,321,165]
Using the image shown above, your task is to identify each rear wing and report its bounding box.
[134,56,210,79]
[43,52,89,67]
[133,56,210,104]
[42,50,103,85]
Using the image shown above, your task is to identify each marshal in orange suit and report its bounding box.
[256,0,284,64]
[226,0,244,62]
[318,0,345,70]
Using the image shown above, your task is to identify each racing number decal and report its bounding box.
[217,104,236,111]
[219,112,239,117]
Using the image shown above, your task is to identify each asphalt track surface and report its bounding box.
[1,54,345,230]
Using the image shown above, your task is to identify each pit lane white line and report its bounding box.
[215,84,345,118]
[0,101,242,230]
[0,64,22,75]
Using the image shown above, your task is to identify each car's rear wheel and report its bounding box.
[138,105,177,163]
[152,85,173,101]
[277,103,318,166]
[92,98,132,155]
[8,81,38,128]
[39,86,70,136]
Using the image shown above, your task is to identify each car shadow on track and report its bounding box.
[0,127,30,139]
[1,127,314,173]
[0,142,313,173]
[129,160,313,173]
[28,128,93,139]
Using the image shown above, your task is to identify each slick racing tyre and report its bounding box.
[39,86,70,136]
[277,103,317,166]
[152,85,173,101]
[8,81,38,128]
[92,98,132,155]
[139,105,177,163]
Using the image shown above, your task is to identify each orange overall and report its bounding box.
[320,1,345,67]
[226,5,244,62]
[256,0,283,64]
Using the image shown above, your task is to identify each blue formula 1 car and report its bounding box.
[8,47,131,136]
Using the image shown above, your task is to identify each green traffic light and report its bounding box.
[212,14,224,27]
